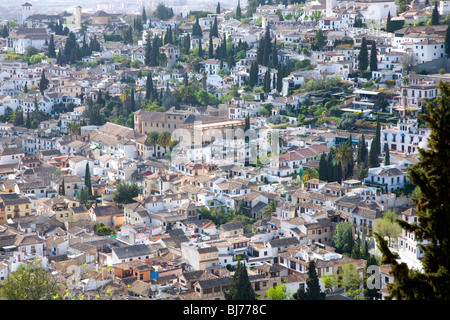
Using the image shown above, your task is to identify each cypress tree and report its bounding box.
[263,69,271,93]
[212,16,219,37]
[358,37,369,73]
[39,70,49,94]
[386,11,391,32]
[375,80,450,300]
[272,38,278,68]
[384,143,390,165]
[216,2,221,14]
[84,163,92,197]
[276,65,284,93]
[249,60,258,87]
[142,7,147,24]
[48,34,56,58]
[208,31,214,58]
[236,0,242,19]
[144,34,152,66]
[318,153,328,181]
[445,25,450,56]
[263,24,271,66]
[146,73,154,101]
[60,179,65,196]
[294,260,325,300]
[374,116,381,156]
[224,261,256,300]
[24,83,28,93]
[1,25,9,38]
[256,36,265,65]
[357,134,368,167]
[370,41,378,72]
[327,152,334,182]
[431,2,440,25]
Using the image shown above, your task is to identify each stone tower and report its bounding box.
[75,6,82,28]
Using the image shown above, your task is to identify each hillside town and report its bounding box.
[0,0,445,301]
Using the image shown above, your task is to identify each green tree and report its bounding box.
[318,153,328,181]
[358,37,369,73]
[384,143,390,165]
[357,134,368,167]
[263,201,277,219]
[224,261,256,300]
[386,11,392,32]
[1,25,9,38]
[0,259,58,300]
[113,182,139,204]
[293,260,326,300]
[333,221,354,255]
[236,0,242,19]
[313,28,326,50]
[39,70,49,94]
[431,2,440,25]
[375,81,450,300]
[157,131,172,154]
[445,25,450,56]
[84,162,92,196]
[265,282,291,300]
[48,34,56,58]
[370,41,378,72]
[216,2,221,14]
[146,131,160,156]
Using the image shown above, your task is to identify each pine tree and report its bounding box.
[375,80,450,300]
[224,261,256,300]
[369,41,378,72]
[313,28,326,50]
[358,37,369,73]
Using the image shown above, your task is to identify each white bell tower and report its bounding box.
[21,2,32,25]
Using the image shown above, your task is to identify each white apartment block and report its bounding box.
[381,118,430,154]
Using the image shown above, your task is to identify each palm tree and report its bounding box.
[157,131,172,155]
[301,167,319,183]
[146,131,160,157]
[335,141,353,178]
[66,122,81,137]
[263,201,277,219]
